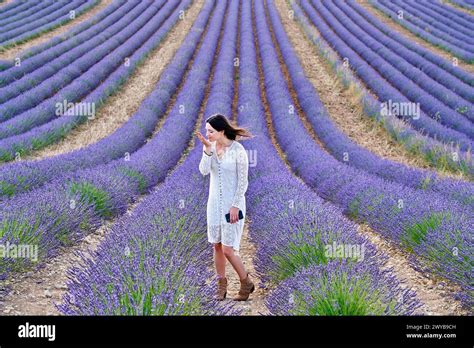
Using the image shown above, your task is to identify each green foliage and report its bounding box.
[69,181,113,218]
[401,212,447,252]
[290,272,396,315]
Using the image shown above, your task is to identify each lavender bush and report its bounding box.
[258,0,472,309]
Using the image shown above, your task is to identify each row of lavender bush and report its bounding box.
[297,0,473,152]
[0,1,124,72]
[0,0,35,21]
[401,0,474,38]
[386,0,474,47]
[0,0,166,124]
[333,1,473,111]
[448,0,474,11]
[0,1,81,34]
[244,0,419,315]
[0,1,136,90]
[0,1,56,27]
[345,0,473,88]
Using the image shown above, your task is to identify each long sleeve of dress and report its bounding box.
[199,146,212,176]
[231,147,249,210]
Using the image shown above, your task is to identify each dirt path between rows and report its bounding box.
[0,0,111,60]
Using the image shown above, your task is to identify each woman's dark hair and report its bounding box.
[206,113,253,140]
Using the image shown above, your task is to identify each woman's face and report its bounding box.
[205,123,224,142]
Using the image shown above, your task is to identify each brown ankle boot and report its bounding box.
[215,277,227,300]
[233,273,255,301]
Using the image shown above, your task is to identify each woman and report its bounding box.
[195,113,253,301]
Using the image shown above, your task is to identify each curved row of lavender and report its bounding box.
[382,0,474,46]
[0,0,185,161]
[257,0,473,309]
[244,0,418,315]
[0,1,56,27]
[0,1,199,199]
[266,1,473,208]
[307,0,474,140]
[402,0,474,37]
[0,0,99,50]
[333,1,474,114]
[0,1,125,72]
[289,1,472,178]
[0,0,220,286]
[0,1,137,90]
[0,0,34,20]
[370,0,474,63]
[298,0,473,153]
[0,0,168,127]
[345,0,473,89]
[0,2,75,31]
[374,0,474,44]
[59,0,242,315]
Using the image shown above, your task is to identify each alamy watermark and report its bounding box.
[325,242,365,262]
[220,147,258,167]
[380,100,420,120]
[55,99,96,119]
[0,241,38,262]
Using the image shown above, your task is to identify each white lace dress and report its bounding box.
[199,140,249,252]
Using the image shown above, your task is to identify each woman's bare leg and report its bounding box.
[222,246,247,280]
[214,243,226,278]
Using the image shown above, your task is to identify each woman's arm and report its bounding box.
[231,147,249,209]
[199,144,213,176]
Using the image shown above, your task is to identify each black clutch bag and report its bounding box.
[225,209,244,223]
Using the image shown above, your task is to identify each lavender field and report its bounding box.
[0,0,472,320]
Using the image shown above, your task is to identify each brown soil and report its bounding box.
[0,0,111,60]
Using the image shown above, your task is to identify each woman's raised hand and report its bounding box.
[195,131,212,154]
